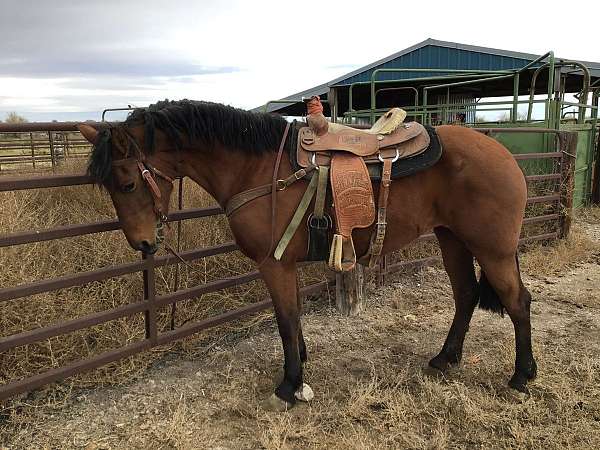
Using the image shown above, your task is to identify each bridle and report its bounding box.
[108,128,196,266]
[108,128,189,262]
[110,129,175,229]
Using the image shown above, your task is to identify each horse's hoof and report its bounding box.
[428,353,459,372]
[294,383,314,402]
[508,374,531,395]
[262,393,293,412]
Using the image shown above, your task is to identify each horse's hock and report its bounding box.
[0,120,577,401]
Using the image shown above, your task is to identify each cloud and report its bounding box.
[0,59,240,79]
[0,0,238,79]
[1,0,598,120]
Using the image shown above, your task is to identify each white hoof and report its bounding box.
[294,383,314,402]
[262,393,293,412]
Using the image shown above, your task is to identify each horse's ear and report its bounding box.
[77,124,99,145]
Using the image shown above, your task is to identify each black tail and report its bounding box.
[477,253,522,316]
[478,271,505,316]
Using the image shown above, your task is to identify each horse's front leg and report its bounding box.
[260,260,312,411]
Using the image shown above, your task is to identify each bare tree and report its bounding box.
[498,111,528,122]
[4,112,28,124]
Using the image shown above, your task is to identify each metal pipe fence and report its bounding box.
[0,125,577,402]
[0,132,92,171]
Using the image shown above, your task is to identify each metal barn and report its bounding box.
[257,39,600,206]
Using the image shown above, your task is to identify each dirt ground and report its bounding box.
[2,218,600,449]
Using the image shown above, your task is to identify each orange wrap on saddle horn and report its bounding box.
[306,95,329,136]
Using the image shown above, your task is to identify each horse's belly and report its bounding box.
[351,174,439,257]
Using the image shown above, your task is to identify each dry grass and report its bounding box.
[520,211,600,277]
[2,259,599,449]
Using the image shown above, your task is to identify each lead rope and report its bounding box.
[257,122,291,268]
[163,240,195,269]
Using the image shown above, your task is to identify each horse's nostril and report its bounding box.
[140,240,158,254]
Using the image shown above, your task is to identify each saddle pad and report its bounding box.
[368,125,442,180]
[289,124,443,182]
[330,153,375,238]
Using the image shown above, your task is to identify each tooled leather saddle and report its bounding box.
[285,98,442,272]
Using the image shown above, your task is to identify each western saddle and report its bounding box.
[280,96,430,272]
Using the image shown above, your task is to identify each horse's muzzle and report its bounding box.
[138,240,158,255]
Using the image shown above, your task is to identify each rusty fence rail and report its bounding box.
[0,126,577,401]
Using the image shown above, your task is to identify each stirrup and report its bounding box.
[328,234,357,272]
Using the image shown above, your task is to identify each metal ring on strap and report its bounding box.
[378,148,400,163]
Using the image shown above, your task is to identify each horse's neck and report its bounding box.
[179,145,277,207]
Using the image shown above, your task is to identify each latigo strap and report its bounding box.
[366,156,393,268]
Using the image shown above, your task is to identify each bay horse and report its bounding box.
[78,99,536,411]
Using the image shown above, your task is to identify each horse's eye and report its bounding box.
[121,182,136,193]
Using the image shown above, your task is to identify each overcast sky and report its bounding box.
[1,0,599,122]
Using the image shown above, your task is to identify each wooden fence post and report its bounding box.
[559,131,577,238]
[377,254,388,288]
[335,266,364,316]
[64,132,70,158]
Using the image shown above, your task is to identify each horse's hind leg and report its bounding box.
[429,226,479,371]
[477,253,537,393]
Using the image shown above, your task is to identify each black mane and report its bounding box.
[88,99,289,185]
[125,99,288,154]
[87,128,114,186]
